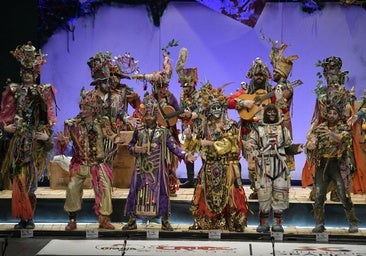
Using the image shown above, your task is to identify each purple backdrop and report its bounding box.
[41,2,366,181]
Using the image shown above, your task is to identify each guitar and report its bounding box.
[156,105,185,127]
[157,105,196,127]
[237,79,303,120]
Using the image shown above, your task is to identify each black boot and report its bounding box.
[14,220,27,229]
[161,216,173,231]
[330,190,340,202]
[180,161,195,188]
[312,206,326,233]
[345,208,359,233]
[122,217,137,230]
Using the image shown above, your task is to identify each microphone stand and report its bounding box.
[121,237,127,256]
[0,236,8,256]
[271,236,276,256]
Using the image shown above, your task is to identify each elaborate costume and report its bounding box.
[302,56,366,199]
[0,41,57,229]
[227,58,275,200]
[246,104,303,233]
[122,94,196,231]
[59,52,135,231]
[132,50,180,196]
[176,47,201,188]
[305,105,358,233]
[86,52,133,166]
[185,83,248,232]
[269,41,301,172]
[59,87,122,231]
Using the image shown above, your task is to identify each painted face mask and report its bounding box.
[209,103,222,119]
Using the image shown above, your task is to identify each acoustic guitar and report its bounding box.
[237,79,303,120]
[156,105,185,127]
[156,103,197,127]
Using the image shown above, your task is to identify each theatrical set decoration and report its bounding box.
[37,0,366,47]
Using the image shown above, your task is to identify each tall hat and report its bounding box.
[176,47,198,87]
[10,41,47,77]
[246,57,271,79]
[87,51,112,85]
[269,42,298,79]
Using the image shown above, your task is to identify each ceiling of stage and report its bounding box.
[38,0,365,46]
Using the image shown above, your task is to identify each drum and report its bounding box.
[112,131,135,188]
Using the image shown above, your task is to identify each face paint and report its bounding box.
[209,103,222,118]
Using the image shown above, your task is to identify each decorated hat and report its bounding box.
[176,47,198,87]
[87,51,112,85]
[141,93,159,117]
[10,41,47,77]
[318,56,349,85]
[269,43,298,79]
[321,56,342,72]
[246,57,271,79]
[198,81,228,113]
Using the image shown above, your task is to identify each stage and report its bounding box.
[1,186,365,235]
[1,186,366,255]
[0,185,366,256]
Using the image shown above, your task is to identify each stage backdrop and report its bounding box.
[40,1,366,181]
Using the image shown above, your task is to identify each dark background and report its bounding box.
[0,1,38,95]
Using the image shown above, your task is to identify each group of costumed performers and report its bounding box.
[1,40,365,234]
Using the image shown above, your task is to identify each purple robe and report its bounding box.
[124,125,186,220]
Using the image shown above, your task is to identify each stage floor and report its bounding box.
[1,186,365,233]
[1,185,366,203]
[1,186,366,256]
